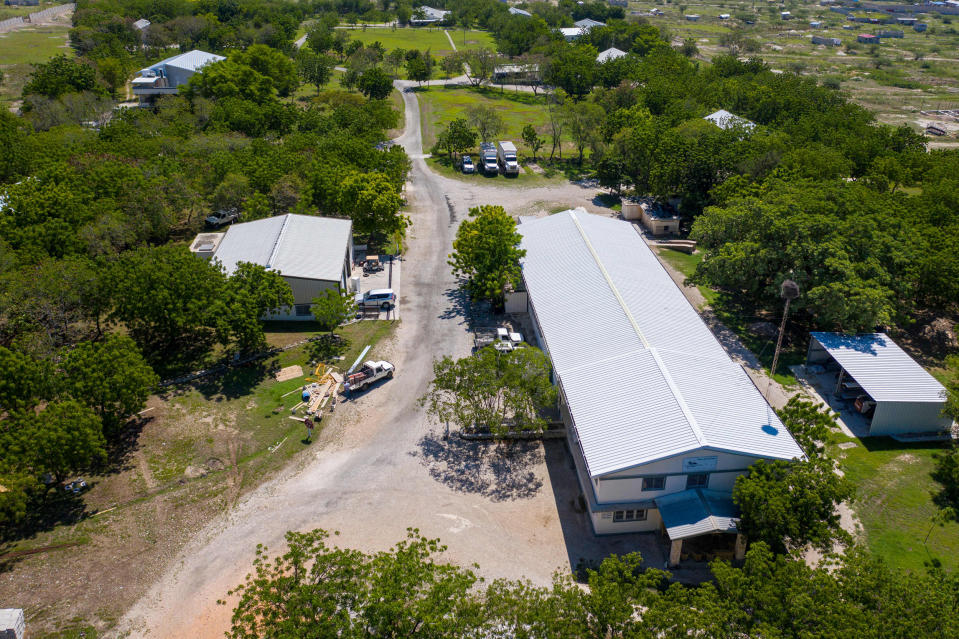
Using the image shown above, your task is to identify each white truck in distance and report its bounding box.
[345,360,394,392]
[480,142,499,175]
[497,141,519,175]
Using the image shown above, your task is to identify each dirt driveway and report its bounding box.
[115,82,627,638]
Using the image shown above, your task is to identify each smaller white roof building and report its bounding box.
[412,5,451,23]
[704,109,756,131]
[807,332,952,435]
[212,214,352,283]
[574,17,605,28]
[559,26,587,39]
[133,18,151,30]
[597,47,627,62]
[508,6,531,16]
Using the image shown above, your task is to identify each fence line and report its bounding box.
[28,3,74,22]
[0,16,25,32]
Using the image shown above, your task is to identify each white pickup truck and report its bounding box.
[345,360,394,392]
[475,327,525,352]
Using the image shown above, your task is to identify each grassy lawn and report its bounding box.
[340,25,493,56]
[0,25,71,103]
[828,433,959,574]
[654,248,719,308]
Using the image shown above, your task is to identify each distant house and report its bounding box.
[685,13,700,21]
[812,34,842,45]
[842,24,855,29]
[897,16,918,24]
[781,10,792,19]
[718,13,731,19]
[133,18,151,30]
[410,5,450,25]
[132,50,225,105]
[857,33,879,43]
[573,17,605,28]
[914,22,928,31]
[926,124,947,136]
[508,6,531,16]
[192,214,354,320]
[810,20,823,27]
[492,63,539,83]
[596,47,627,63]
[704,109,756,131]
[559,26,587,40]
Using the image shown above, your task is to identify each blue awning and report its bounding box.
[655,489,739,540]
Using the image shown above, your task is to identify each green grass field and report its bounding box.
[828,433,959,574]
[341,25,494,56]
[0,25,70,65]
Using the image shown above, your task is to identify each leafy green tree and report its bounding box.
[440,53,462,78]
[448,205,525,305]
[357,67,394,100]
[109,244,226,352]
[439,118,476,160]
[733,456,854,554]
[776,395,834,459]
[22,54,100,99]
[561,100,605,164]
[97,57,127,99]
[226,529,484,638]
[544,44,597,100]
[465,104,504,143]
[932,444,959,521]
[16,400,106,485]
[296,49,334,96]
[187,60,276,104]
[217,262,295,353]
[0,471,37,527]
[211,173,251,214]
[310,287,356,333]
[338,172,406,242]
[60,334,158,433]
[522,124,544,163]
[459,48,496,87]
[421,345,555,435]
[404,49,434,85]
[232,44,299,98]
[0,346,47,414]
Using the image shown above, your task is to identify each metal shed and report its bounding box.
[806,332,952,435]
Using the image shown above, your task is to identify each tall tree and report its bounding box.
[296,49,334,95]
[22,54,101,99]
[561,100,605,165]
[338,172,407,242]
[14,400,106,485]
[60,334,158,434]
[465,104,504,144]
[358,67,394,100]
[440,118,477,159]
[544,44,597,100]
[310,288,356,333]
[217,262,295,353]
[448,205,525,306]
[522,124,544,163]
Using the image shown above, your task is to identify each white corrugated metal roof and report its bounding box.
[810,332,947,403]
[574,17,605,27]
[520,210,804,477]
[655,489,738,540]
[704,109,756,131]
[212,214,351,282]
[597,47,627,62]
[149,49,225,74]
[508,6,531,16]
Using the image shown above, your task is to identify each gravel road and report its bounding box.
[114,81,611,639]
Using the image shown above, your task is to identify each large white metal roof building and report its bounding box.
[807,332,952,435]
[518,210,804,479]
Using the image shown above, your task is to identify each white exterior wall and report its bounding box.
[870,401,952,435]
[593,449,761,504]
[592,506,663,534]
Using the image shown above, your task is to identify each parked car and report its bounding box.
[205,208,239,227]
[461,155,475,174]
[355,288,396,311]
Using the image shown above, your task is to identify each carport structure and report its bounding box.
[655,489,745,566]
[806,332,952,436]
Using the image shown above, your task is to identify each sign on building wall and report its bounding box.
[682,456,718,472]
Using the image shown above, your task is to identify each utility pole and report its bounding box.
[766,279,800,398]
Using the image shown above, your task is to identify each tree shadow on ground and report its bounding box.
[0,491,89,552]
[99,414,154,477]
[189,357,278,401]
[439,286,472,324]
[306,333,350,363]
[412,430,543,501]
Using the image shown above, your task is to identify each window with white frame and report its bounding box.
[613,509,647,522]
[686,473,709,489]
[642,476,666,491]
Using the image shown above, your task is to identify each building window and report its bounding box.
[663,226,670,232]
[686,473,709,489]
[613,509,647,522]
[294,304,312,316]
[642,476,666,491]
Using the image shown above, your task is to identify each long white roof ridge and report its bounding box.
[568,209,650,349]
[265,213,293,270]
[649,348,708,448]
